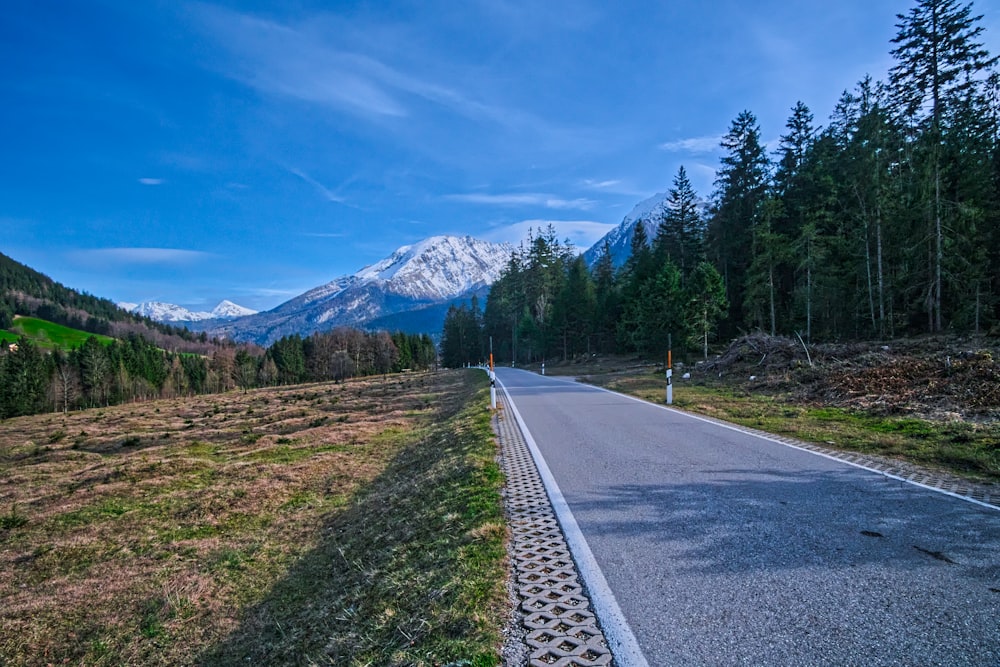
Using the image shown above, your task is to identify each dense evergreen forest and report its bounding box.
[442,0,1000,367]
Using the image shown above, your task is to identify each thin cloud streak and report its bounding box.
[71,248,214,266]
[138,177,165,185]
[445,193,597,211]
[287,167,346,203]
[659,135,723,153]
[190,4,538,130]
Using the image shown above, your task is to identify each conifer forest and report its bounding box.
[442,0,1000,367]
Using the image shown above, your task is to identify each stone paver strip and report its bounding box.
[493,394,615,667]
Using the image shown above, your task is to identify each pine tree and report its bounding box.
[685,262,727,359]
[890,0,998,331]
[592,241,620,353]
[655,166,704,280]
[708,110,771,335]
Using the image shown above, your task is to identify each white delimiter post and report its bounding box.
[489,355,496,410]
[489,337,496,410]
[666,337,673,405]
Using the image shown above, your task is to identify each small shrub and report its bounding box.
[48,430,67,443]
[0,504,28,531]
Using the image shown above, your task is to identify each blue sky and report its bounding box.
[3,0,998,312]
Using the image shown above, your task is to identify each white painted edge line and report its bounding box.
[572,374,1000,513]
[495,374,651,667]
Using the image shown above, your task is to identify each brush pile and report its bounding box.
[699,333,1000,419]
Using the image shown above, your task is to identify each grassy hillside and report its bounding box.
[0,370,506,666]
[4,315,114,350]
[1,250,216,353]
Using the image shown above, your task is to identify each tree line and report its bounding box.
[0,328,437,419]
[442,0,1000,365]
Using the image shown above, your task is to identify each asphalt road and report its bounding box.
[495,367,1000,666]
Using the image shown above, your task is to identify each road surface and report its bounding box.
[495,367,1000,666]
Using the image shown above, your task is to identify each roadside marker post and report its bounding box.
[489,353,496,410]
[489,337,496,410]
[666,335,673,405]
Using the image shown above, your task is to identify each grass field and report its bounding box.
[5,315,115,350]
[572,367,1000,483]
[0,370,506,666]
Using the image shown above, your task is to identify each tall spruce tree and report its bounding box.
[592,241,620,353]
[685,262,727,359]
[890,0,998,331]
[708,110,771,335]
[655,166,704,281]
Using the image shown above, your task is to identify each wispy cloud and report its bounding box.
[445,193,597,211]
[484,219,615,250]
[659,135,723,153]
[236,286,304,298]
[190,4,525,127]
[287,167,346,203]
[71,247,213,266]
[138,177,165,186]
[582,179,621,189]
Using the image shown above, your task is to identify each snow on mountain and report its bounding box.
[212,235,513,344]
[581,191,710,269]
[581,191,670,269]
[122,300,257,323]
[211,300,258,318]
[356,235,513,300]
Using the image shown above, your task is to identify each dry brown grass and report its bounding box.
[0,370,505,666]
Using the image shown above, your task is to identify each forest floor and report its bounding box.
[534,333,1000,484]
[0,370,506,667]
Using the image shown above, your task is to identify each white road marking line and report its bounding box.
[574,375,1000,513]
[496,374,651,667]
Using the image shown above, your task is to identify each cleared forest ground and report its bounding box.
[0,370,505,666]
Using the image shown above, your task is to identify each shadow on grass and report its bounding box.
[198,373,504,667]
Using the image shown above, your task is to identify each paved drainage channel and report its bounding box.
[493,396,615,667]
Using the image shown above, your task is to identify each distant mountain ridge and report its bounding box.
[208,235,513,344]
[119,300,257,323]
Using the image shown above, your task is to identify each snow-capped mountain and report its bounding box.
[582,191,670,269]
[211,300,257,318]
[121,300,258,323]
[582,191,712,269]
[210,235,513,344]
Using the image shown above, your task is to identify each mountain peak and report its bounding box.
[582,191,671,268]
[356,235,513,299]
[212,300,257,318]
[207,235,514,344]
[121,299,256,323]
